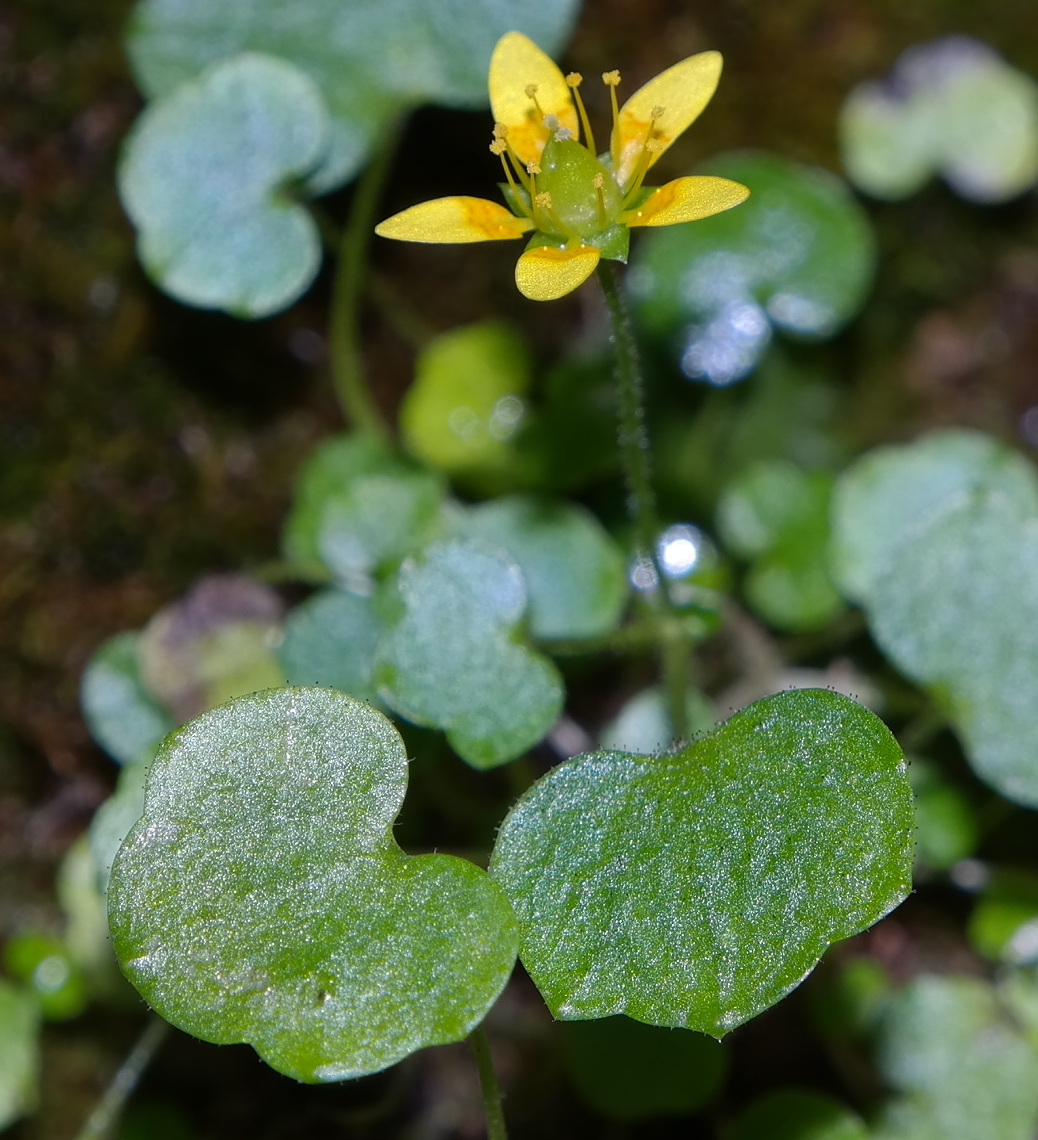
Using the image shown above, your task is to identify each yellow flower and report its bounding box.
[375,31,750,301]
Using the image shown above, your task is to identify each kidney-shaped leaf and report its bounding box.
[107,688,518,1082]
[832,430,1038,806]
[376,541,564,769]
[840,37,1038,204]
[490,689,912,1035]
[119,53,329,318]
[128,0,581,192]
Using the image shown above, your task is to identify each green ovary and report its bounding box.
[538,138,623,240]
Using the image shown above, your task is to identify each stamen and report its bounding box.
[492,123,532,191]
[491,137,528,213]
[603,70,622,167]
[622,138,665,206]
[566,72,596,152]
[534,191,580,244]
[525,82,545,120]
[527,161,541,199]
[593,172,608,228]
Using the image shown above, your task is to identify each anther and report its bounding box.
[543,113,560,132]
[534,191,553,209]
[555,127,573,141]
[602,70,621,87]
[651,105,665,121]
[489,139,507,156]
[566,71,595,151]
[527,162,541,176]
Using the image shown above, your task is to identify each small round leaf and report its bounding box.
[376,541,564,768]
[119,53,329,317]
[840,37,1038,204]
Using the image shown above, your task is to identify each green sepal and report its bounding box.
[499,182,532,219]
[587,224,629,263]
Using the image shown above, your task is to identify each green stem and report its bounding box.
[597,261,690,743]
[74,1015,169,1140]
[469,1022,508,1140]
[597,261,656,559]
[328,116,404,440]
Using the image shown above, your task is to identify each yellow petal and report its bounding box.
[515,245,600,301]
[614,51,723,186]
[375,197,534,243]
[489,31,579,167]
[625,176,750,227]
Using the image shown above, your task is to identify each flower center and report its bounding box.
[489,70,668,243]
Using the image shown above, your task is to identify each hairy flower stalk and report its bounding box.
[375,32,749,300]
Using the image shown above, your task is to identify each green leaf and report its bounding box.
[968,870,1038,964]
[401,321,534,492]
[138,574,285,723]
[127,0,581,192]
[454,495,628,640]
[0,980,39,1131]
[655,347,849,510]
[90,760,151,894]
[832,430,1038,806]
[490,689,912,1033]
[840,37,1038,203]
[3,933,88,1021]
[283,433,447,586]
[562,1016,727,1120]
[631,152,874,385]
[118,53,329,317]
[375,541,564,769]
[80,632,174,766]
[56,837,125,1000]
[830,428,1038,604]
[731,1089,868,1140]
[108,688,518,1082]
[717,460,843,632]
[873,975,1038,1140]
[277,588,384,701]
